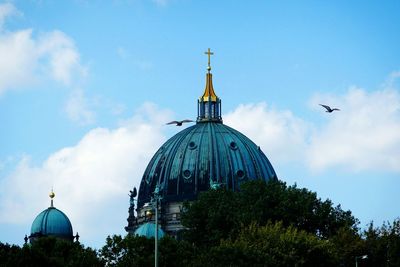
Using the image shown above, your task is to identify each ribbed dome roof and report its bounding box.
[134,222,165,239]
[30,207,73,240]
[137,122,277,209]
[137,50,277,210]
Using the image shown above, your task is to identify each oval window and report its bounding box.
[188,141,197,150]
[230,141,238,150]
[183,169,191,179]
[236,170,245,178]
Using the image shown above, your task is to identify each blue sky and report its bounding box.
[1,0,400,248]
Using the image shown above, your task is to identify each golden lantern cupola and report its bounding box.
[197,48,222,123]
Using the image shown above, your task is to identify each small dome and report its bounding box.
[134,222,165,239]
[30,207,73,241]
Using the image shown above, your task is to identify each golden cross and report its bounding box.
[204,48,214,71]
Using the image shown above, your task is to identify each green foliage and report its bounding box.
[363,219,400,267]
[99,234,196,267]
[0,243,23,267]
[179,180,372,266]
[2,180,399,266]
[198,222,337,267]
[99,234,153,267]
[181,180,358,248]
[238,180,358,238]
[181,187,241,247]
[329,227,366,266]
[0,237,101,267]
[159,236,196,267]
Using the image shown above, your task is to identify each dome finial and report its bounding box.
[49,188,55,207]
[204,48,214,73]
[197,48,222,123]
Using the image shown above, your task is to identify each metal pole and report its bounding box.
[155,197,158,267]
[355,257,358,267]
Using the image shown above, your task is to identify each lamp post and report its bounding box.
[150,184,162,267]
[355,255,368,267]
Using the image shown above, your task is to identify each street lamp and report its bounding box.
[150,184,162,267]
[355,255,368,267]
[146,210,153,220]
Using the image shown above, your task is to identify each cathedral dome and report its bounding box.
[137,121,277,209]
[136,50,277,210]
[29,191,74,242]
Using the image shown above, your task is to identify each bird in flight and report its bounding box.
[319,104,340,113]
[166,119,194,126]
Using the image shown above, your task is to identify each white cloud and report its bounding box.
[307,87,400,173]
[224,73,400,174]
[0,3,93,126]
[64,90,131,125]
[65,89,96,125]
[225,102,309,164]
[37,30,87,85]
[0,103,173,246]
[0,2,20,30]
[0,29,37,92]
[0,3,86,94]
[383,71,400,90]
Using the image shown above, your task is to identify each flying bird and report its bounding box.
[319,104,340,113]
[166,119,194,126]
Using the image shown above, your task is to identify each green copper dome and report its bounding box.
[137,122,277,209]
[30,204,73,241]
[137,56,277,209]
[134,222,165,239]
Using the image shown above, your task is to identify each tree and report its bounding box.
[99,235,153,267]
[196,222,337,267]
[330,227,366,266]
[363,219,400,267]
[158,236,196,267]
[99,234,196,267]
[238,180,358,238]
[0,243,23,267]
[0,237,101,267]
[181,187,241,247]
[181,180,359,248]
